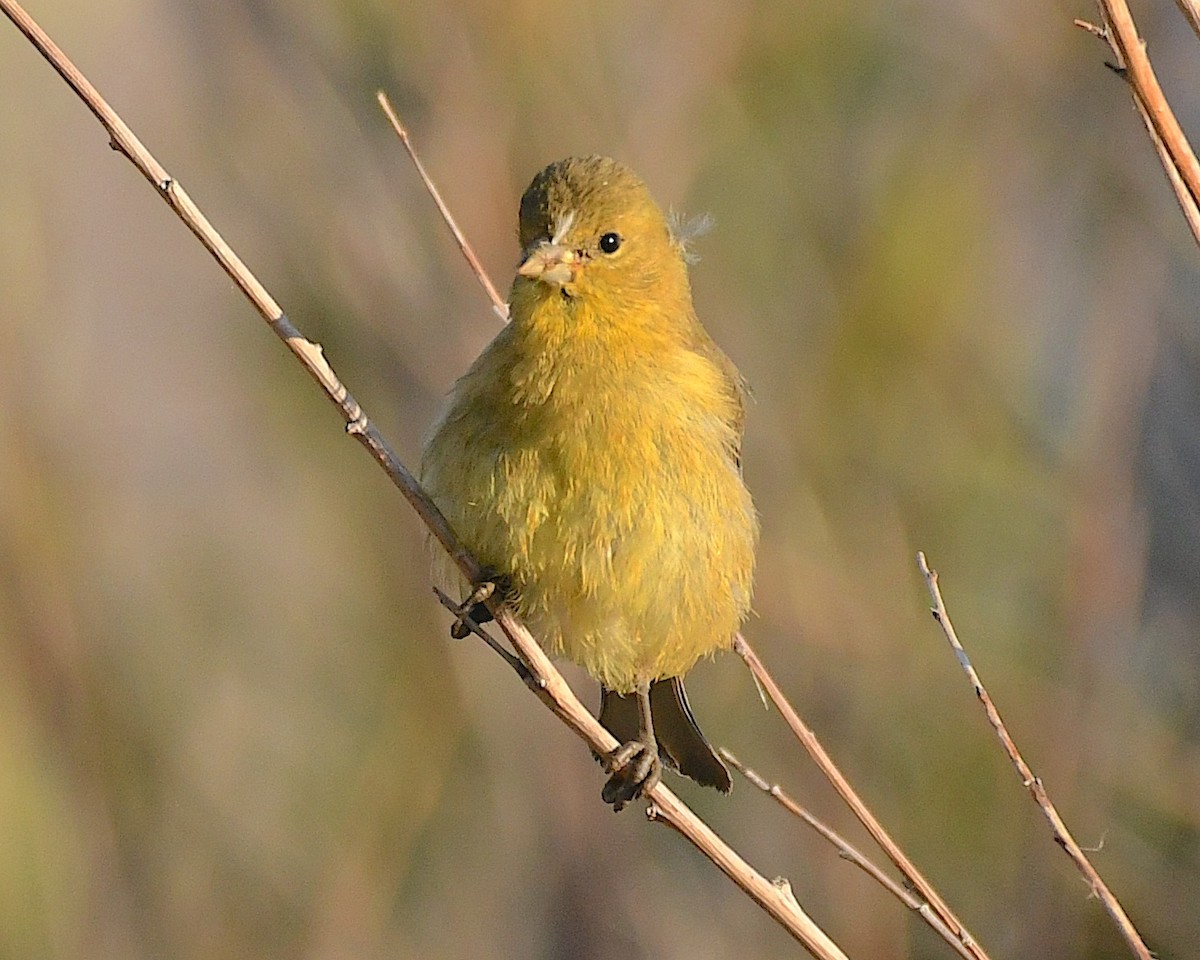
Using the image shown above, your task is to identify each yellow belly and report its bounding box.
[422,347,756,693]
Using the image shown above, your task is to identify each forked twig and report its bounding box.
[0,3,846,955]
[720,750,977,960]
[733,634,990,960]
[917,553,1153,960]
[432,586,535,683]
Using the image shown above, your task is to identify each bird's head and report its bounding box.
[513,156,688,306]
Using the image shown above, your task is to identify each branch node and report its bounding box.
[771,876,799,907]
[1082,832,1108,854]
[1073,18,1107,39]
[527,671,548,692]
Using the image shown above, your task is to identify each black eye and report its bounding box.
[599,232,622,254]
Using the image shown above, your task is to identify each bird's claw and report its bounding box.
[449,579,498,639]
[602,737,662,811]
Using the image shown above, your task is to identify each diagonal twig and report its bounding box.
[733,634,991,960]
[721,750,978,960]
[1171,0,1200,43]
[376,91,509,322]
[917,553,1153,960]
[1077,2,1200,246]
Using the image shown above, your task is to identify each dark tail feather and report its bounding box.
[652,678,732,792]
[598,679,732,793]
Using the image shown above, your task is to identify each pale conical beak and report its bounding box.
[517,242,577,287]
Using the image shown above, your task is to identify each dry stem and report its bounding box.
[917,553,1153,960]
[0,2,846,956]
[1174,0,1200,41]
[733,634,990,960]
[376,92,509,322]
[1077,1,1200,245]
[720,751,977,960]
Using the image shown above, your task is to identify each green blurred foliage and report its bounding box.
[2,0,1199,958]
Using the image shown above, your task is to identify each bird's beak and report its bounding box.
[517,242,577,287]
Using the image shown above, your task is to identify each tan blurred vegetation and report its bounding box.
[2,0,1199,957]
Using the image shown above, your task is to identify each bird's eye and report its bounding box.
[598,232,622,254]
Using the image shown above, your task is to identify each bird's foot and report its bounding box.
[602,736,662,812]
[449,578,499,639]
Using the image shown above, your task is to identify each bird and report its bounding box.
[420,156,758,810]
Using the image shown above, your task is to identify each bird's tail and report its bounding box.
[599,678,732,792]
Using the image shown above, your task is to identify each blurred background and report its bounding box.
[2,0,1198,957]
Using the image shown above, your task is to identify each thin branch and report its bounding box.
[721,751,977,960]
[916,553,1153,960]
[1102,0,1200,204]
[376,91,509,322]
[0,0,476,579]
[1069,11,1193,949]
[733,634,990,960]
[1135,96,1200,245]
[1172,0,1200,45]
[447,613,848,955]
[1077,2,1200,246]
[433,587,534,682]
[0,3,847,955]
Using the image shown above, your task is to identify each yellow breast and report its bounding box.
[421,287,757,693]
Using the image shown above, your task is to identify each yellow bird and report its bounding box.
[421,156,758,809]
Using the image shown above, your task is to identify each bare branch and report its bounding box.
[1172,0,1200,44]
[0,0,478,579]
[916,553,1153,960]
[376,91,509,322]
[721,751,977,960]
[1078,2,1200,246]
[733,634,990,960]
[432,587,536,683]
